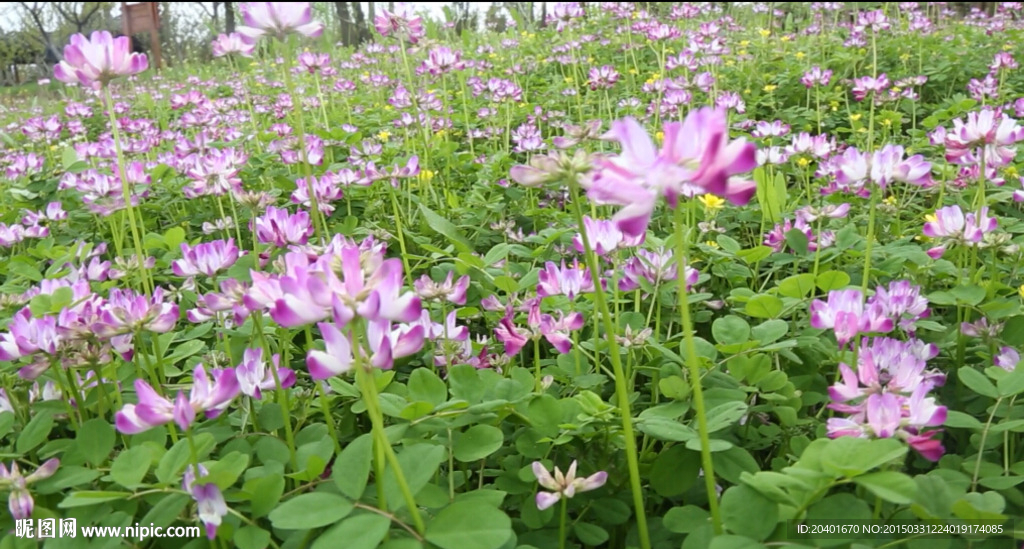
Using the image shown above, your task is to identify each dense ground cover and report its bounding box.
[0,2,1023,548]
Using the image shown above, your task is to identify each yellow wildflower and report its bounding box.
[738,49,748,56]
[698,194,725,213]
[377,130,391,142]
[725,59,736,67]
[629,68,638,75]
[419,169,435,182]
[655,131,664,143]
[705,240,719,250]
[780,36,790,42]
[739,40,750,47]
[763,84,777,93]
[1019,284,1024,299]
[759,29,771,37]
[883,196,897,206]
[796,157,811,168]
[900,53,911,62]
[795,51,805,60]
[850,113,863,121]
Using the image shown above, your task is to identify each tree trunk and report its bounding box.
[351,2,370,44]
[225,1,236,32]
[335,2,351,45]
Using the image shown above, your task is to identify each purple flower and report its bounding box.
[423,47,465,74]
[809,289,893,348]
[211,32,255,57]
[585,108,757,237]
[922,206,997,258]
[827,336,946,461]
[172,239,240,278]
[236,348,294,399]
[871,280,929,333]
[942,108,1024,168]
[539,311,585,353]
[995,347,1020,371]
[801,66,832,88]
[237,2,324,41]
[0,458,59,520]
[836,145,932,192]
[96,287,179,336]
[414,272,470,305]
[532,460,607,511]
[573,216,645,256]
[537,260,595,300]
[253,206,314,247]
[374,6,425,43]
[54,31,148,89]
[306,322,354,379]
[115,365,241,433]
[619,248,695,292]
[183,464,228,540]
[851,74,890,101]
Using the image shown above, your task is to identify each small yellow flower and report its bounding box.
[830,100,840,112]
[705,240,720,248]
[565,77,574,83]
[883,196,897,206]
[763,84,777,93]
[725,60,736,67]
[1006,166,1019,179]
[739,40,750,47]
[795,51,805,60]
[881,119,892,128]
[377,130,391,142]
[743,88,752,95]
[587,57,594,64]
[780,36,791,42]
[850,113,863,121]
[1018,284,1024,299]
[655,131,664,143]
[738,49,748,56]
[759,29,771,37]
[796,157,811,168]
[49,145,58,151]
[632,11,639,18]
[520,31,528,37]
[900,53,911,62]
[857,127,868,133]
[629,68,638,75]
[435,129,447,139]
[419,169,435,181]
[383,105,393,111]
[698,194,725,213]
[488,53,497,59]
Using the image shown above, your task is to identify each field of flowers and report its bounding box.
[1,1,1023,548]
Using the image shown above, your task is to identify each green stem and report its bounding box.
[567,181,651,549]
[104,86,152,295]
[559,496,568,549]
[861,190,879,293]
[673,205,723,534]
[353,328,426,534]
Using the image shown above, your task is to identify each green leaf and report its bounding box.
[492,275,518,294]
[156,433,215,484]
[712,316,751,345]
[333,434,373,499]
[951,284,986,306]
[110,447,151,489]
[408,368,448,406]
[637,416,697,442]
[419,203,473,253]
[997,369,1024,397]
[77,418,115,466]
[854,471,918,504]
[708,535,765,549]
[268,492,354,530]
[816,270,851,292]
[204,451,250,490]
[784,229,809,255]
[234,526,271,549]
[425,502,512,549]
[58,491,131,508]
[821,437,907,477]
[454,425,504,462]
[717,235,741,254]
[313,513,392,549]
[750,320,788,345]
[745,295,783,319]
[383,444,446,510]
[705,402,749,433]
[664,505,711,534]
[958,367,998,398]
[17,410,54,453]
[61,146,79,170]
[246,474,285,518]
[778,273,816,298]
[721,484,779,540]
[574,523,609,545]
[978,476,1024,490]
[944,410,983,429]
[651,445,701,497]
[164,227,186,251]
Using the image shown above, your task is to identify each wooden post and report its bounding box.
[121,2,162,70]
